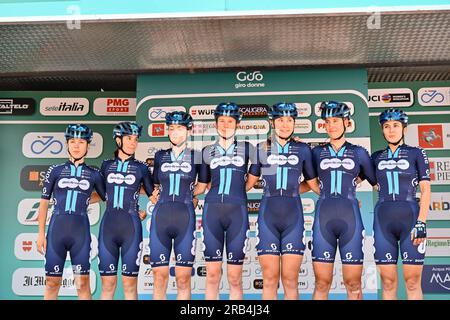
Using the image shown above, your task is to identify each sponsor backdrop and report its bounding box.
[368,81,450,300]
[136,69,379,300]
[1,77,448,300]
[0,92,136,299]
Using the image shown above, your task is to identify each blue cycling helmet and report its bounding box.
[214,102,242,122]
[268,102,298,120]
[64,124,93,143]
[320,101,351,120]
[378,108,408,126]
[112,122,142,140]
[165,111,193,130]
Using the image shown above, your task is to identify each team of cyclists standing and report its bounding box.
[36,101,431,300]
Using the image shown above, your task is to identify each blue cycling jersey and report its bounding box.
[198,140,256,205]
[41,161,105,276]
[250,139,317,197]
[41,161,106,214]
[371,144,430,265]
[312,142,377,199]
[371,144,430,202]
[100,156,154,214]
[152,148,201,203]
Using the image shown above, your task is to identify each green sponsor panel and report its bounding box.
[0,91,135,299]
[137,69,379,299]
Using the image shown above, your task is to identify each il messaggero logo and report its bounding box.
[234,71,265,89]
[22,132,103,158]
[12,268,96,296]
[20,165,50,191]
[422,265,450,294]
[40,98,89,116]
[0,98,36,116]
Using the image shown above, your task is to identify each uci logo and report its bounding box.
[236,71,263,82]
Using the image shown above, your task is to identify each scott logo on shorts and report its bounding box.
[378,159,410,170]
[107,173,136,185]
[210,156,245,169]
[161,162,192,173]
[58,178,90,190]
[267,154,299,166]
[320,158,355,170]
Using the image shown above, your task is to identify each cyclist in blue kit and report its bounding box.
[36,124,106,300]
[372,109,431,300]
[246,102,320,300]
[194,102,257,300]
[97,122,153,300]
[149,111,201,300]
[310,101,377,300]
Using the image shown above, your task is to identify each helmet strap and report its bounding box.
[333,118,347,141]
[67,146,88,164]
[116,136,134,157]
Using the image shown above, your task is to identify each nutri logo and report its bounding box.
[40,98,89,116]
[93,98,136,116]
[235,71,265,89]
[0,98,36,116]
[422,265,450,294]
